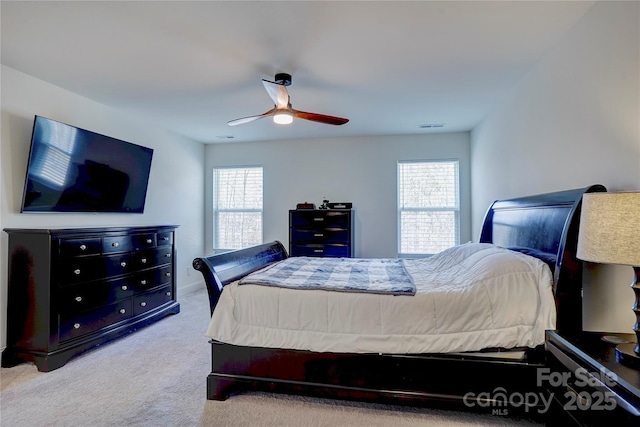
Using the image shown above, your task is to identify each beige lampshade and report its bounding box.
[577,192,640,266]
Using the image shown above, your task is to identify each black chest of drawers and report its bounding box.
[2,225,180,372]
[289,209,354,257]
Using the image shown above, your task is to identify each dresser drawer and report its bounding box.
[102,235,132,254]
[155,265,173,285]
[129,265,173,292]
[133,285,174,316]
[135,246,173,269]
[290,244,351,257]
[290,228,350,244]
[59,300,132,342]
[157,232,173,246]
[290,211,351,228]
[59,238,102,257]
[60,253,133,284]
[59,256,104,284]
[58,277,134,313]
[132,233,156,249]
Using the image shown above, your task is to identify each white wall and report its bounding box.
[205,133,471,259]
[0,65,206,352]
[470,1,639,332]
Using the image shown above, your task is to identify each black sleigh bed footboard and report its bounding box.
[193,241,288,315]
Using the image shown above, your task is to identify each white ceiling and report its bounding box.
[1,1,595,144]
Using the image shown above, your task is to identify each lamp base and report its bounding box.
[615,343,640,369]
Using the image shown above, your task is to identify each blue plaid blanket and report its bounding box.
[239,257,415,295]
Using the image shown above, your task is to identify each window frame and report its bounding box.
[212,165,264,251]
[397,159,460,258]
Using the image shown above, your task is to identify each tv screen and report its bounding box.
[21,116,153,213]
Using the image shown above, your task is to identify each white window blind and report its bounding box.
[398,160,459,256]
[213,166,263,250]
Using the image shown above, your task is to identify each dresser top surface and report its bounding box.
[4,225,179,235]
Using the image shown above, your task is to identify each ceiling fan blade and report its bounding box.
[262,79,290,109]
[227,108,275,126]
[292,109,349,125]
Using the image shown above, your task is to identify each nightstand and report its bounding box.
[545,330,640,426]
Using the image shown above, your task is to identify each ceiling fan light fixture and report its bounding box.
[273,111,293,125]
[227,73,349,127]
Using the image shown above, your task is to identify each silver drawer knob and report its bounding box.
[121,285,128,291]
[165,272,171,277]
[165,292,171,296]
[140,302,147,307]
[141,258,147,264]
[146,238,152,244]
[112,242,119,247]
[79,244,87,251]
[119,308,126,314]
[162,237,169,241]
[74,269,81,275]
[120,262,127,267]
[74,323,81,329]
[165,254,171,258]
[140,280,147,285]
[75,296,82,302]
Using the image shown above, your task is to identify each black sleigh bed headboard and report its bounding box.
[479,184,606,334]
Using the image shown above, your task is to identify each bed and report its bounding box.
[193,184,606,413]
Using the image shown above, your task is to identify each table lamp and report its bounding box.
[577,191,640,369]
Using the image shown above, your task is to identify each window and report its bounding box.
[398,160,459,257]
[213,166,263,250]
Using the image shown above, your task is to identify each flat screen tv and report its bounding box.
[21,116,153,213]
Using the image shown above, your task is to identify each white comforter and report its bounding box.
[205,243,556,354]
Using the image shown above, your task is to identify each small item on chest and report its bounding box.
[296,202,315,209]
[327,202,352,209]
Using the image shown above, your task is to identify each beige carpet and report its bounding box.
[0,285,542,427]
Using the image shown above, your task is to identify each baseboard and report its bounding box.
[179,279,205,296]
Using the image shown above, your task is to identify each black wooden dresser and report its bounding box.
[2,225,180,371]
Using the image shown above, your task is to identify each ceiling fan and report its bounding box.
[227,73,349,127]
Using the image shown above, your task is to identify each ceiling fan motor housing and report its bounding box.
[274,73,292,86]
